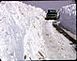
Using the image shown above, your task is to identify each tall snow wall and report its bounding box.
[59,4,76,35]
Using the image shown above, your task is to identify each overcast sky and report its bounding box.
[23,0,75,12]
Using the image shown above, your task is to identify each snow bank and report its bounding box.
[0,1,46,61]
[59,4,76,35]
[0,1,76,61]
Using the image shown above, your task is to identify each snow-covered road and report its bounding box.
[0,1,76,61]
[42,20,76,60]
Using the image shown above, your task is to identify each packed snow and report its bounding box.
[0,1,76,61]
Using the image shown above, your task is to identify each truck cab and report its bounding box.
[45,10,58,20]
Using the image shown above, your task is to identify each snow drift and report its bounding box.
[0,1,76,61]
[59,4,76,35]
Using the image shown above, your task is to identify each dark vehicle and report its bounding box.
[45,10,58,20]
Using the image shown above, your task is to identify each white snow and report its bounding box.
[0,1,76,61]
[59,4,76,35]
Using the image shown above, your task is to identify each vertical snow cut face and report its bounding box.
[0,1,76,61]
[59,4,76,35]
[0,1,46,61]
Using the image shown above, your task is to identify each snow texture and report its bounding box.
[59,4,76,35]
[0,1,76,61]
